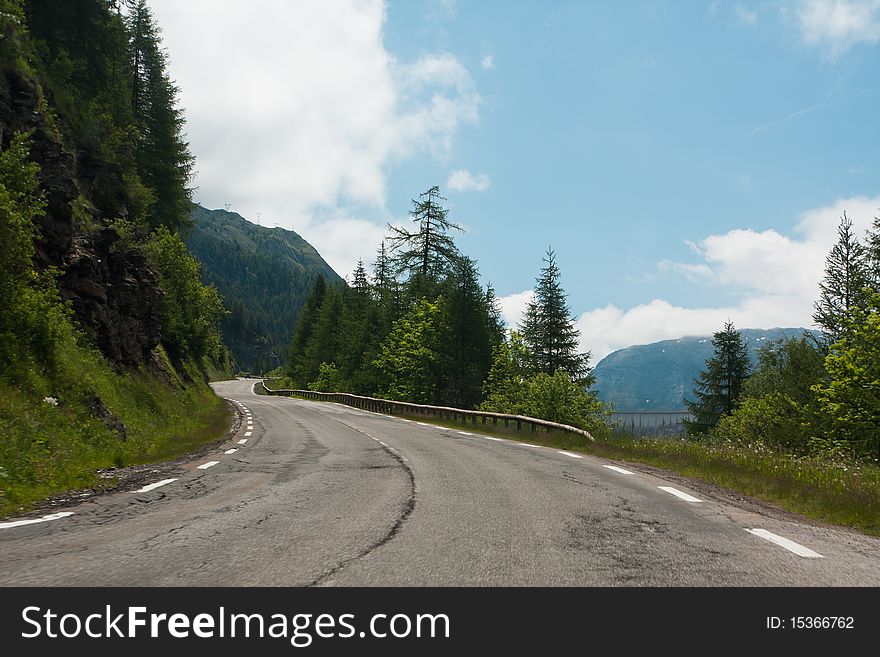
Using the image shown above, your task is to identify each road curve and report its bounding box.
[1,378,879,585]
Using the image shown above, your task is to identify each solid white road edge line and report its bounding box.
[558,450,582,459]
[197,461,219,470]
[658,486,702,502]
[745,529,824,558]
[603,465,634,475]
[132,478,177,493]
[0,511,74,530]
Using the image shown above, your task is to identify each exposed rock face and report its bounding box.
[60,230,162,366]
[1,67,161,367]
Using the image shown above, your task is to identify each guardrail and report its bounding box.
[259,381,594,442]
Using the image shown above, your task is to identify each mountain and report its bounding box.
[593,328,819,411]
[185,205,344,373]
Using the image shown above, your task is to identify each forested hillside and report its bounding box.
[0,0,231,514]
[185,204,342,373]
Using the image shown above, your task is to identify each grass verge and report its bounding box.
[0,338,232,517]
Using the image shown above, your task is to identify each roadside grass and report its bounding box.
[271,385,880,537]
[0,336,231,517]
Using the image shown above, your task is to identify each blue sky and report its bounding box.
[152,0,880,359]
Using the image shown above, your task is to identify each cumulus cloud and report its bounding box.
[447,169,491,193]
[523,195,879,362]
[149,0,480,277]
[498,290,533,329]
[792,0,880,56]
[481,54,495,70]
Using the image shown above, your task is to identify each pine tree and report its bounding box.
[866,212,880,287]
[519,248,591,384]
[436,256,495,408]
[386,185,463,298]
[350,259,369,296]
[286,276,326,384]
[813,213,870,343]
[126,0,194,232]
[684,321,751,435]
[300,285,343,385]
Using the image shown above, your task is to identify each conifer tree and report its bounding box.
[813,213,870,343]
[386,186,463,297]
[865,212,880,287]
[519,248,591,384]
[126,0,194,232]
[286,276,326,383]
[684,321,751,435]
[437,256,495,408]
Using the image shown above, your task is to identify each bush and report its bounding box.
[712,393,812,453]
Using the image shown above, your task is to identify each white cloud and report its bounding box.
[481,54,495,70]
[578,195,880,361]
[735,5,758,25]
[498,289,533,329]
[792,0,880,56]
[149,0,480,278]
[447,169,491,193]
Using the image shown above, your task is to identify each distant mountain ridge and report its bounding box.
[185,205,343,372]
[593,327,818,411]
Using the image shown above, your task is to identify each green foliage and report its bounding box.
[309,362,344,393]
[813,295,880,459]
[685,321,751,435]
[126,0,194,232]
[0,131,70,370]
[742,337,825,404]
[519,248,591,384]
[813,213,871,343]
[284,189,503,408]
[481,331,608,434]
[435,256,499,408]
[386,186,463,298]
[286,275,328,384]
[713,393,813,453]
[146,227,226,361]
[373,298,444,404]
[712,337,826,454]
[0,341,227,515]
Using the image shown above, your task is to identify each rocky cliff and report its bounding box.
[1,65,161,366]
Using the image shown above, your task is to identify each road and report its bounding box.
[2,378,879,585]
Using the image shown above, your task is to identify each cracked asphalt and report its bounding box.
[2,378,880,585]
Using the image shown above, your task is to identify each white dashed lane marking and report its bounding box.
[457,431,473,436]
[658,486,702,502]
[244,431,252,437]
[132,478,177,494]
[0,512,74,530]
[603,465,634,475]
[224,448,237,455]
[197,461,219,470]
[746,529,824,558]
[238,439,248,445]
[482,436,505,442]
[558,450,582,459]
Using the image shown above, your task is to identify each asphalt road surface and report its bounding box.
[2,378,879,586]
